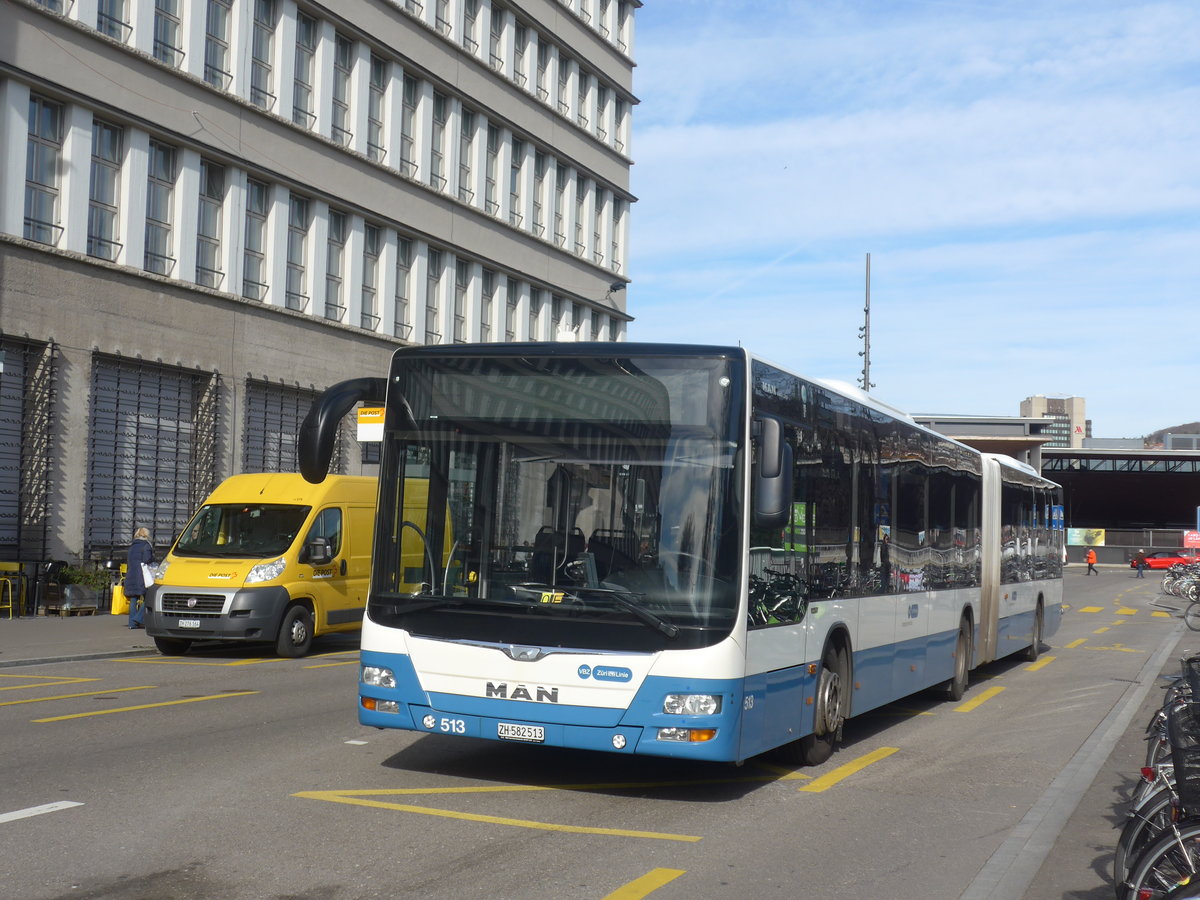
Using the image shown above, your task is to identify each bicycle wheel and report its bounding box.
[1121,819,1200,900]
[1185,602,1200,632]
[1116,788,1177,888]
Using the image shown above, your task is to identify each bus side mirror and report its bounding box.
[298,377,388,484]
[753,416,791,530]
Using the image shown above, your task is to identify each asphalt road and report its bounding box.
[0,568,1186,900]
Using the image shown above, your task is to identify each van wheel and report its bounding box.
[154,636,192,656]
[276,605,314,658]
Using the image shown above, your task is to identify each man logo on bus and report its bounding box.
[486,682,560,703]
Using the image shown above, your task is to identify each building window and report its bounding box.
[204,0,233,89]
[574,175,586,256]
[250,0,277,109]
[293,12,317,129]
[24,95,63,245]
[505,289,516,342]
[144,140,177,275]
[462,0,479,53]
[367,55,388,163]
[535,42,550,101]
[480,268,495,342]
[458,109,475,203]
[429,92,447,191]
[552,294,567,334]
[529,287,541,340]
[97,0,131,42]
[361,223,381,331]
[591,310,601,341]
[400,75,417,177]
[395,236,412,338]
[556,55,570,116]
[153,0,183,66]
[332,34,353,147]
[552,165,566,247]
[196,160,224,288]
[513,24,528,87]
[576,71,589,128]
[484,123,499,215]
[596,84,609,141]
[453,258,468,342]
[286,193,310,311]
[593,185,604,265]
[489,6,504,72]
[425,248,443,344]
[508,138,523,227]
[87,120,123,261]
[242,178,269,300]
[532,151,546,236]
[325,209,346,321]
[435,0,451,35]
[611,197,623,273]
[614,98,627,152]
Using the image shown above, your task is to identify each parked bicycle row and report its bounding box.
[1112,655,1200,899]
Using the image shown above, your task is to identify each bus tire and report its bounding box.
[276,604,314,658]
[154,636,192,656]
[1025,602,1043,662]
[796,644,846,766]
[943,620,971,701]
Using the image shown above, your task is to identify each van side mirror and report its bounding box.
[306,537,333,566]
[752,416,792,530]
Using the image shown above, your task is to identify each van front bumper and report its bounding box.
[144,585,291,643]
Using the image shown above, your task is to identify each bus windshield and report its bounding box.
[369,352,744,651]
[173,503,312,558]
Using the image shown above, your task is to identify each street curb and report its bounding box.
[0,649,159,669]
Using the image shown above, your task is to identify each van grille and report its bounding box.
[160,592,227,616]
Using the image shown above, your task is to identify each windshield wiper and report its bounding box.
[508,584,679,639]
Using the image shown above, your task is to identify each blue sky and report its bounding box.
[626,1,1199,439]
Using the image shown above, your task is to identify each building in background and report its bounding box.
[0,0,637,567]
[1019,395,1090,448]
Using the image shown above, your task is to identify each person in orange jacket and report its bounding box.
[1085,547,1098,575]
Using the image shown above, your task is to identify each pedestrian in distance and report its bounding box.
[1085,547,1098,575]
[124,527,154,629]
[1134,548,1147,579]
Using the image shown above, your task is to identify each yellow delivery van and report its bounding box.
[145,473,377,657]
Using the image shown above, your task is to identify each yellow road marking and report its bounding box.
[603,869,686,899]
[0,685,156,706]
[117,656,284,667]
[1153,611,1173,618]
[303,660,359,669]
[1117,608,1137,616]
[750,761,815,781]
[293,789,701,841]
[1026,655,1056,672]
[955,685,1005,713]
[1094,626,1110,634]
[1065,638,1087,648]
[1087,644,1139,653]
[33,690,258,722]
[798,746,898,793]
[1078,606,1104,613]
[0,676,95,691]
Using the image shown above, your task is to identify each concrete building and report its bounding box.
[0,0,638,566]
[1019,395,1090,448]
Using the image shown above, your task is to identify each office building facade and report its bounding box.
[1019,395,1090,449]
[0,0,638,563]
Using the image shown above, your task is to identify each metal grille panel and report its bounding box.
[243,378,345,474]
[0,336,56,561]
[86,355,220,556]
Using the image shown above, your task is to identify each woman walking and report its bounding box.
[124,527,154,629]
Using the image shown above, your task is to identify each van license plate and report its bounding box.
[497,722,544,743]
[179,619,201,629]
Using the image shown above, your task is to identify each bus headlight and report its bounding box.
[657,727,718,743]
[245,557,286,583]
[662,694,722,716]
[361,666,396,688]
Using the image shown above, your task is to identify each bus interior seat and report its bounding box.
[530,527,585,583]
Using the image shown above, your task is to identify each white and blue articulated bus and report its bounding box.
[299,343,1064,765]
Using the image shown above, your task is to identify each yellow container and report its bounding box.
[111,584,129,616]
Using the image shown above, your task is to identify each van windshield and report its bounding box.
[173,504,312,559]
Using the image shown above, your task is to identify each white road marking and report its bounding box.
[0,801,84,824]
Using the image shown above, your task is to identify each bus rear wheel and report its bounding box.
[1025,602,1043,662]
[943,621,971,701]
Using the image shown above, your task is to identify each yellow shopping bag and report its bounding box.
[111,584,129,616]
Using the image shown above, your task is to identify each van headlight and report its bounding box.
[245,557,286,583]
[155,559,169,581]
[663,694,722,716]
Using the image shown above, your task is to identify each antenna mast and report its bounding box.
[858,252,875,392]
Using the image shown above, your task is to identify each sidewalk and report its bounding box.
[0,612,157,668]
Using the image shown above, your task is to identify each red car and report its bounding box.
[1130,550,1200,570]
